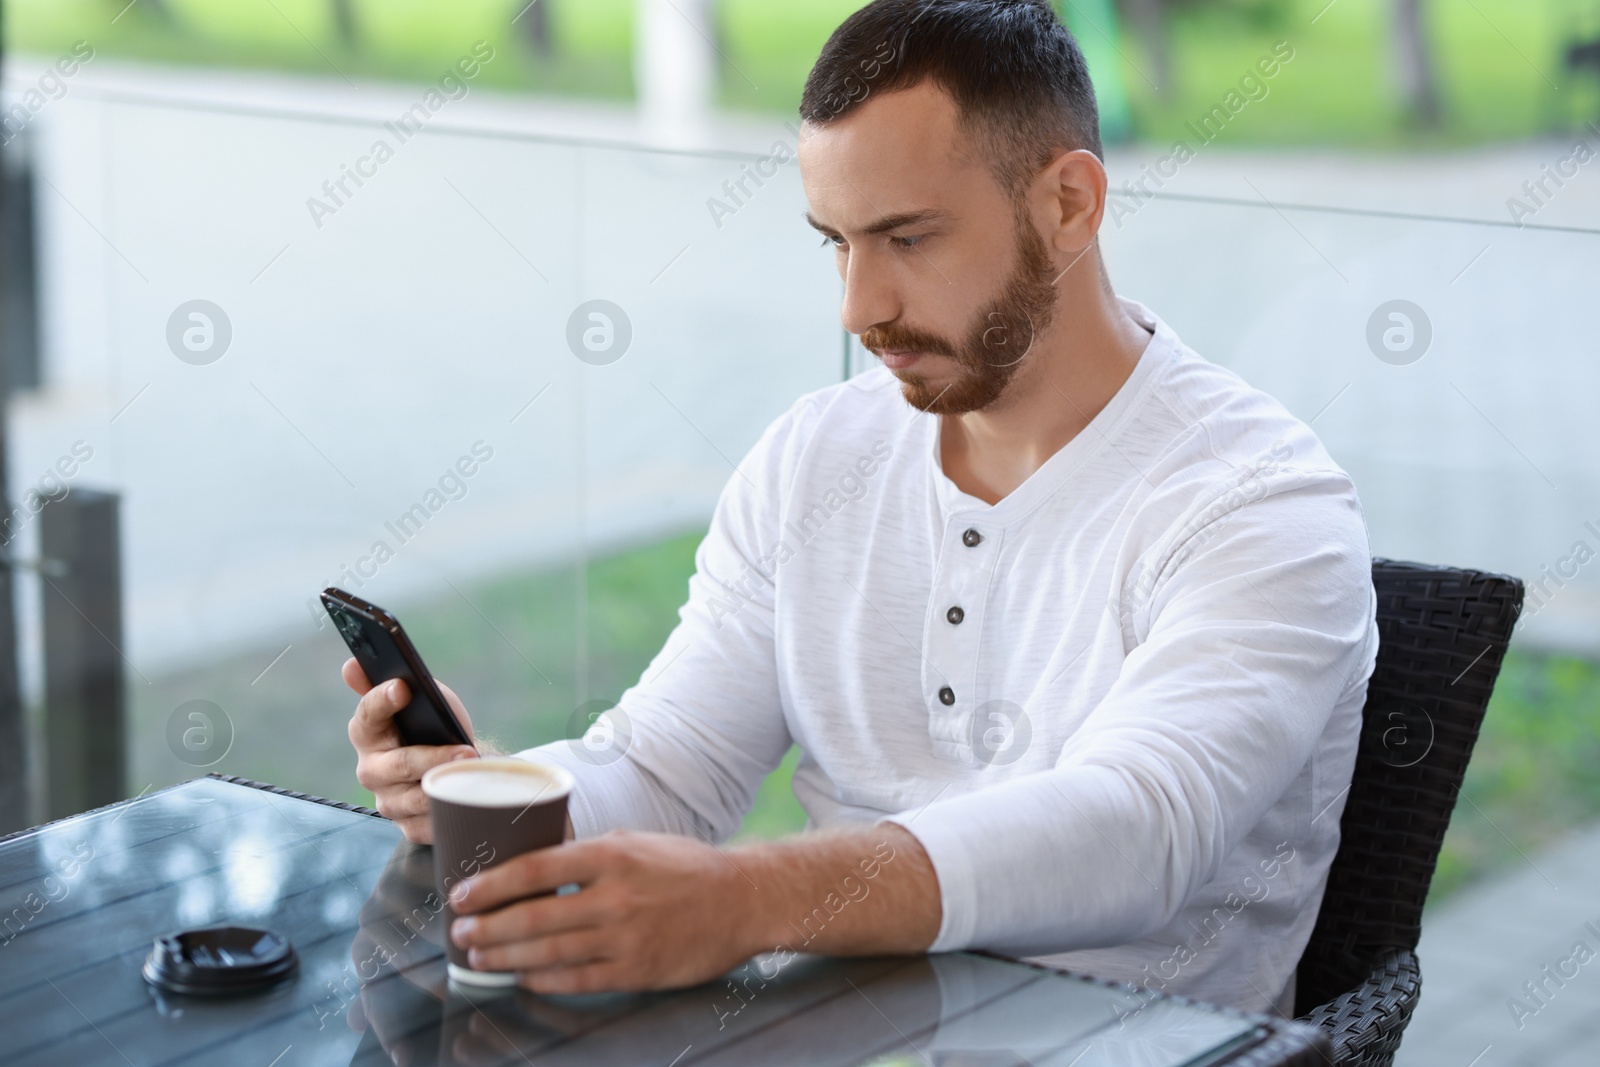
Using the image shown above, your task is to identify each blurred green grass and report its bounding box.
[8,0,639,100]
[8,0,1596,145]
[1121,0,1598,147]
[129,527,810,842]
[131,524,1600,895]
[1431,649,1600,901]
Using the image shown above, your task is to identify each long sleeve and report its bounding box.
[515,402,804,843]
[885,470,1377,956]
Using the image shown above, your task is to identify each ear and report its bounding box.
[1033,148,1108,258]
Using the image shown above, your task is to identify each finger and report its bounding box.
[350,928,380,973]
[362,842,435,921]
[468,930,610,975]
[397,815,433,846]
[348,678,411,750]
[358,743,475,794]
[346,994,367,1034]
[452,842,609,914]
[519,962,627,996]
[341,656,373,695]
[369,784,428,823]
[452,889,609,948]
[435,680,476,742]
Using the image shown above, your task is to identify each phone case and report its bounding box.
[322,588,473,749]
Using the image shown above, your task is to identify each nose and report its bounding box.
[838,247,900,339]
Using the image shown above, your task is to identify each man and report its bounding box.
[346,0,1377,1015]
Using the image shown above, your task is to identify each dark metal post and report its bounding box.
[42,490,125,821]
[2,133,40,393]
[0,2,29,836]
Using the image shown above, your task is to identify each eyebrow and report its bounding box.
[804,208,948,236]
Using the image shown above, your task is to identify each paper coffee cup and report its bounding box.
[421,757,574,987]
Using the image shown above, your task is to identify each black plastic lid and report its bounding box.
[142,926,298,997]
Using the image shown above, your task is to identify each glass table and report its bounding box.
[0,776,1328,1066]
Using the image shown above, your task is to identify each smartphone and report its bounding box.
[322,587,474,749]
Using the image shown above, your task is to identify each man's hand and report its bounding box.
[344,658,479,843]
[448,830,763,994]
[447,822,941,995]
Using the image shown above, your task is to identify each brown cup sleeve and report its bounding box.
[430,792,571,972]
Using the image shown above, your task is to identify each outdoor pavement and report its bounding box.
[1397,818,1600,1067]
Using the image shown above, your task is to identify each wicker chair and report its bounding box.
[1293,559,1525,1066]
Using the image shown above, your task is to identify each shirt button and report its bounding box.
[938,686,955,706]
[946,606,964,625]
[962,528,982,547]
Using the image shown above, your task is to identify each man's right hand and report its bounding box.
[344,658,478,843]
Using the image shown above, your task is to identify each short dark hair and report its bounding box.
[800,0,1103,199]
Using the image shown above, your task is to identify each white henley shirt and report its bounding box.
[519,296,1378,1014]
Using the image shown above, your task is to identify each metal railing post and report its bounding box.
[42,489,125,821]
[0,545,20,833]
[0,11,28,835]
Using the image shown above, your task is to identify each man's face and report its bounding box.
[799,82,1061,415]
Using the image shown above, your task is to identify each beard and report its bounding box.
[861,211,1061,415]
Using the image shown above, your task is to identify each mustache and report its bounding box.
[861,324,955,358]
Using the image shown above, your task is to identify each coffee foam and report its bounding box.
[422,758,572,808]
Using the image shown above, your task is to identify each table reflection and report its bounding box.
[345,840,1257,1067]
[0,779,1263,1067]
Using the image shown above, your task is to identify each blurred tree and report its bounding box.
[1176,0,1291,29]
[331,0,359,51]
[122,0,176,22]
[1391,0,1442,127]
[1056,0,1134,142]
[1558,3,1600,128]
[1121,0,1173,100]
[1115,0,1291,104]
[514,0,554,59]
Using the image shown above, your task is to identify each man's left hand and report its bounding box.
[448,830,764,995]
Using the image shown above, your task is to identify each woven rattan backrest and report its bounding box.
[1294,558,1524,1012]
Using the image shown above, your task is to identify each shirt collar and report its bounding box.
[924,295,1176,524]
